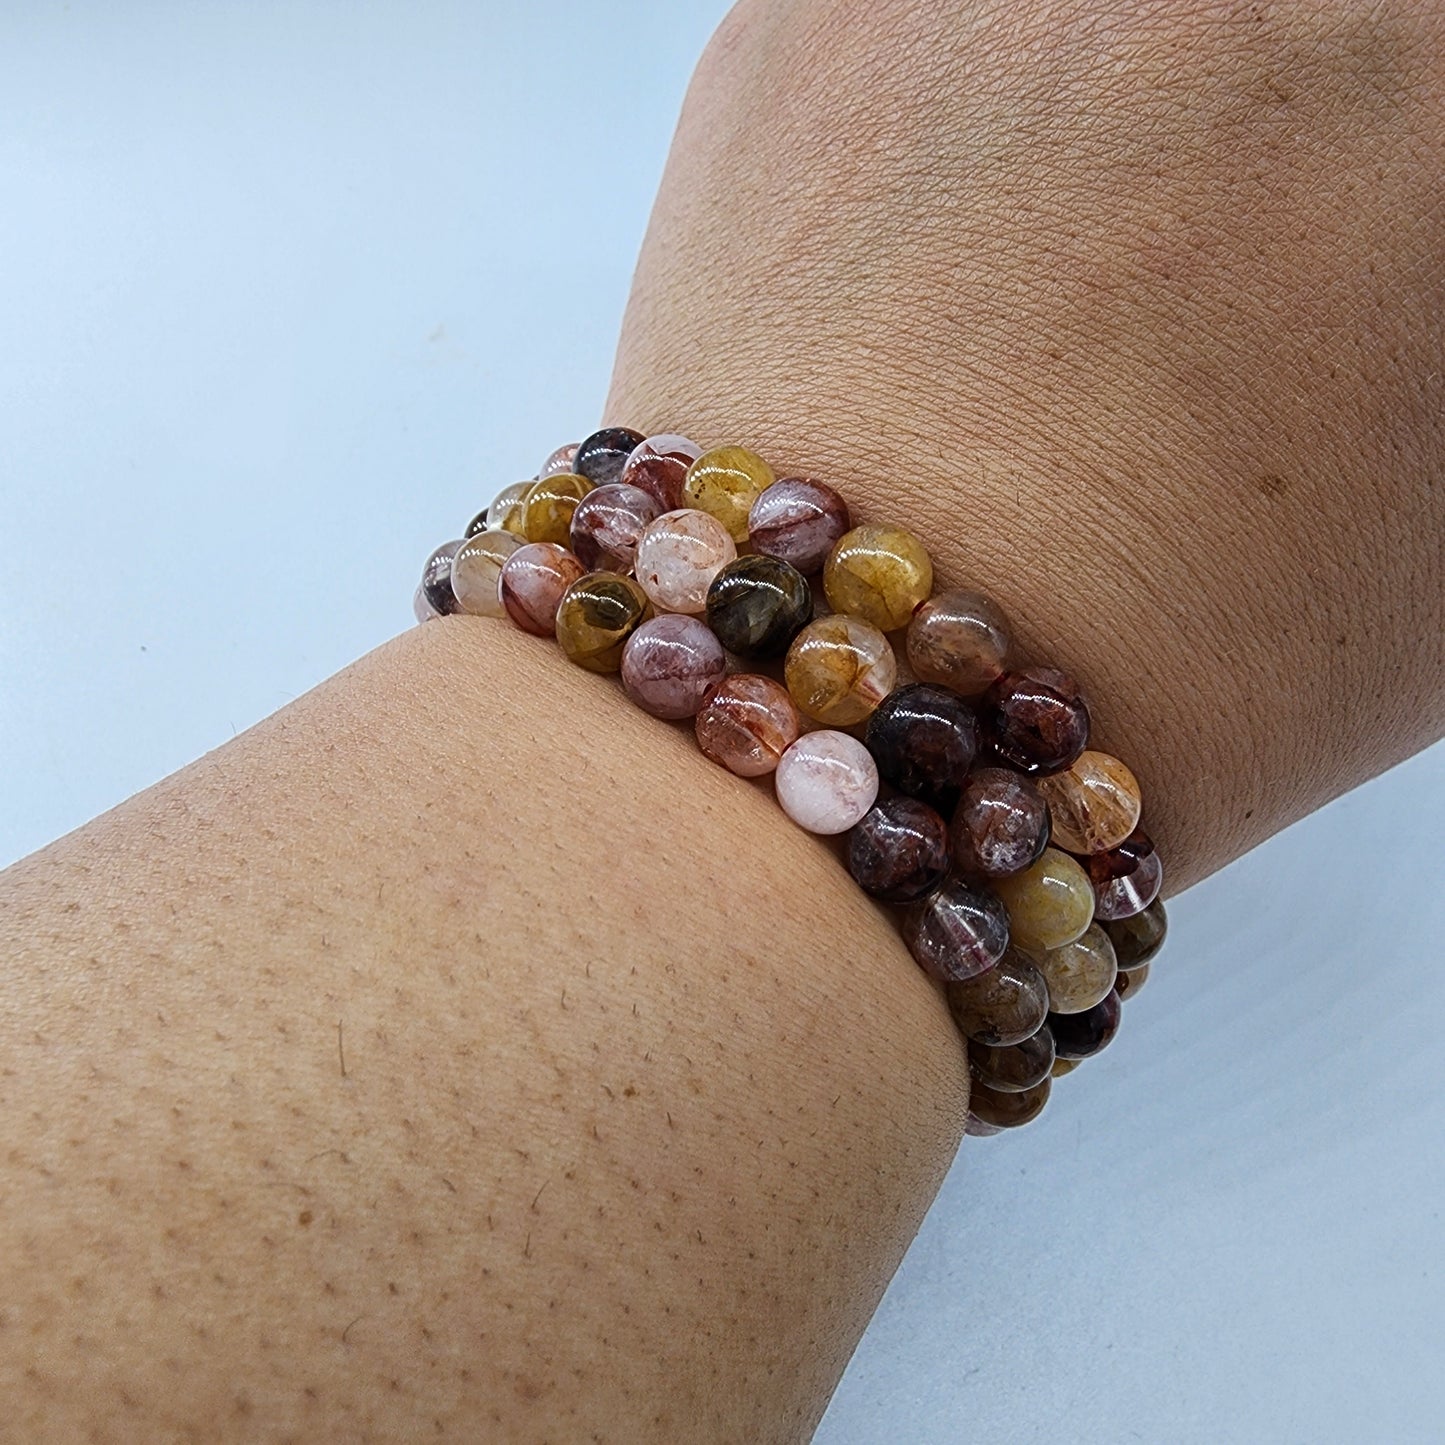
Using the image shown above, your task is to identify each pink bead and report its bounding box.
[634,509,737,615]
[620,614,728,720]
[695,674,801,777]
[569,483,660,573]
[747,477,851,575]
[498,542,585,636]
[539,442,579,479]
[620,433,703,511]
[774,731,880,835]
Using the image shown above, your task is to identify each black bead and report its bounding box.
[1049,992,1123,1060]
[574,426,646,486]
[464,509,491,539]
[864,682,978,812]
[705,555,813,658]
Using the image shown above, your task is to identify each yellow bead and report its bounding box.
[522,472,592,545]
[783,614,897,726]
[1034,923,1117,1014]
[681,447,775,542]
[991,847,1095,954]
[555,572,653,673]
[823,524,933,631]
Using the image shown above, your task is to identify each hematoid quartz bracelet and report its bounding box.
[415,427,1169,1136]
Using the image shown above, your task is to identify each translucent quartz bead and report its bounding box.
[705,555,813,659]
[619,613,726,717]
[1104,897,1168,970]
[569,483,659,573]
[574,426,646,487]
[1087,827,1164,921]
[555,572,653,673]
[991,847,1094,953]
[906,587,1012,697]
[498,542,585,636]
[845,796,950,903]
[450,529,522,617]
[1049,990,1122,1060]
[822,524,933,632]
[1034,922,1118,1015]
[747,477,850,575]
[901,878,1011,983]
[945,947,1049,1047]
[784,615,897,726]
[983,666,1092,777]
[485,480,533,535]
[539,442,579,480]
[970,1029,1054,1093]
[968,1077,1050,1132]
[863,682,978,812]
[1114,963,1150,1001]
[521,472,591,546]
[413,584,438,624]
[695,674,801,778]
[634,508,737,614]
[464,508,490,540]
[681,446,775,542]
[950,766,1052,879]
[1035,750,1142,854]
[620,433,702,512]
[420,540,464,616]
[774,730,879,835]
[1050,1056,1081,1078]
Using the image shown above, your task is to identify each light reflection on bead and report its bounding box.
[1036,750,1142,854]
[575,427,646,487]
[784,614,897,726]
[569,483,659,574]
[451,530,522,617]
[863,682,978,813]
[539,442,579,479]
[991,847,1094,954]
[634,509,738,615]
[747,477,850,574]
[486,481,533,534]
[420,540,464,617]
[682,446,775,542]
[705,554,813,659]
[983,667,1090,777]
[775,730,879,835]
[1088,828,1164,921]
[823,524,933,632]
[695,674,801,778]
[521,472,591,546]
[950,767,1052,879]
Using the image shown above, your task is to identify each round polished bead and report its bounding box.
[539,441,580,480]
[420,540,464,616]
[634,508,737,614]
[983,667,1090,777]
[863,682,978,812]
[1114,963,1150,1001]
[1104,897,1168,970]
[823,524,933,632]
[464,508,491,540]
[619,613,726,717]
[1050,1056,1081,1078]
[1088,827,1164,921]
[1035,750,1142,854]
[682,446,775,542]
[695,674,801,778]
[705,555,813,659]
[747,477,851,575]
[968,1077,1050,1132]
[521,472,591,545]
[991,847,1094,954]
[498,542,586,636]
[574,426,646,487]
[945,947,1050,1047]
[1049,990,1122,1060]
[845,797,950,903]
[555,572,653,673]
[484,480,533,535]
[970,1029,1055,1093]
[450,529,523,617]
[950,767,1052,879]
[620,433,703,512]
[906,587,1012,697]
[1034,922,1118,1015]
[775,730,879,835]
[784,614,897,726]
[568,483,660,574]
[901,878,1011,983]
[413,584,438,624]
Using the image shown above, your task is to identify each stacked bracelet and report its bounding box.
[416,427,1168,1136]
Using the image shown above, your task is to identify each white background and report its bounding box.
[3,4,1442,1441]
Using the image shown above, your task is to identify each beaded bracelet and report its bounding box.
[415,427,1168,1136]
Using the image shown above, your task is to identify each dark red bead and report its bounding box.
[950,766,1052,879]
[1087,827,1164,921]
[901,877,1010,982]
[1049,990,1122,1060]
[982,666,1090,777]
[846,797,950,903]
[864,682,978,812]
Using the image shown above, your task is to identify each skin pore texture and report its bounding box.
[1,2,1442,1440]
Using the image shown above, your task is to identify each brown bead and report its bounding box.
[1104,897,1168,970]
[1036,750,1142,854]
[944,946,1049,1047]
[982,666,1090,777]
[1114,963,1150,1001]
[951,766,1052,879]
[969,1028,1055,1092]
[619,433,702,511]
[906,588,1012,697]
[1034,923,1118,1015]
[901,878,1011,983]
[1050,1056,1081,1079]
[968,1076,1050,1132]
[499,542,585,636]
[554,572,653,673]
